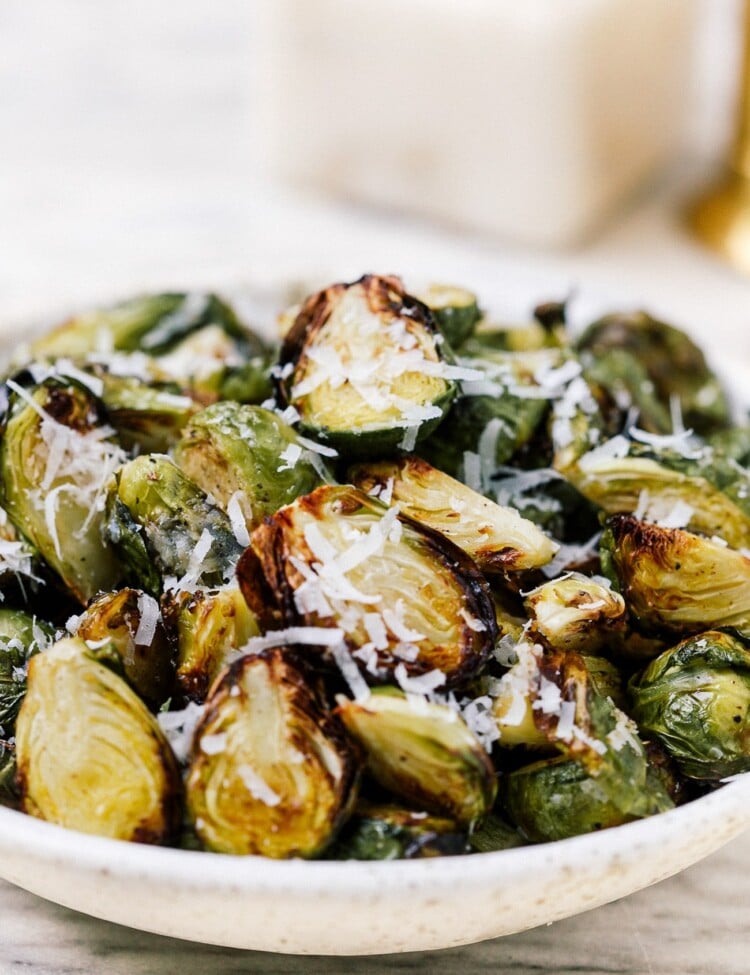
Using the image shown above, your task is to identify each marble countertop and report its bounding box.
[2,830,749,974]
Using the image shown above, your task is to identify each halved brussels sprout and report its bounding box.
[277,274,457,455]
[186,648,357,857]
[416,284,481,349]
[0,377,124,603]
[602,515,750,636]
[105,454,244,596]
[162,585,261,703]
[565,440,750,550]
[174,402,323,535]
[15,637,180,842]
[246,485,496,688]
[0,608,54,734]
[76,589,173,710]
[336,688,496,826]
[349,456,557,573]
[523,572,627,655]
[30,292,251,359]
[630,631,750,780]
[576,311,731,436]
[328,799,468,860]
[98,373,197,453]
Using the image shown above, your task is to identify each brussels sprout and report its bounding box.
[76,589,173,709]
[161,585,261,703]
[468,812,526,853]
[503,756,635,842]
[548,371,607,472]
[15,638,181,842]
[416,284,481,348]
[328,800,468,860]
[174,403,323,535]
[98,373,197,453]
[105,454,244,596]
[602,515,750,637]
[581,348,673,434]
[153,324,253,404]
[0,377,124,603]
[336,688,496,826]
[246,485,497,688]
[276,274,458,455]
[565,439,750,550]
[349,456,557,573]
[469,301,568,354]
[186,649,357,857]
[523,572,627,655]
[576,311,731,436]
[30,292,252,359]
[216,352,276,405]
[630,631,750,780]
[0,609,54,733]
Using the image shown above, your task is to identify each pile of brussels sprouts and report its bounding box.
[0,274,749,859]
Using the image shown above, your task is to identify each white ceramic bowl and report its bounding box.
[0,281,748,955]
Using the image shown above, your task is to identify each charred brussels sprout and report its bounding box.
[98,374,197,453]
[77,589,173,709]
[576,311,731,436]
[630,631,750,780]
[523,572,627,655]
[105,454,244,596]
[174,403,323,535]
[15,638,180,841]
[602,515,750,637]
[329,800,468,860]
[186,649,357,857]
[349,456,557,573]
[246,485,497,688]
[162,585,261,703]
[336,689,496,826]
[0,377,124,603]
[277,274,457,455]
[416,284,481,349]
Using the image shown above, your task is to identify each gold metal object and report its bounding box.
[688,2,750,273]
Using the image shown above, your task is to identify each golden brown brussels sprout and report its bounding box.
[349,456,557,573]
[15,637,180,842]
[0,377,124,603]
[328,799,468,860]
[336,688,497,826]
[602,515,750,637]
[77,589,173,709]
[186,649,357,857]
[523,572,627,655]
[174,402,323,535]
[246,485,497,688]
[277,274,458,455]
[630,631,750,780]
[98,373,197,453]
[576,310,731,436]
[104,454,244,596]
[416,284,481,349]
[161,585,261,703]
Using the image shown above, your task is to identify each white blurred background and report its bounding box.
[0,0,747,334]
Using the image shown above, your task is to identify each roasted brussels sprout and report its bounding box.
[523,572,627,655]
[162,585,261,703]
[105,454,244,596]
[186,649,357,857]
[15,638,181,842]
[467,812,526,852]
[30,292,251,359]
[0,377,124,603]
[98,373,197,453]
[0,608,54,733]
[602,515,750,637]
[349,456,557,573]
[416,284,481,348]
[174,402,323,535]
[76,589,173,709]
[246,485,497,688]
[277,274,458,454]
[630,631,750,780]
[329,800,468,860]
[336,688,496,826]
[577,311,731,436]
